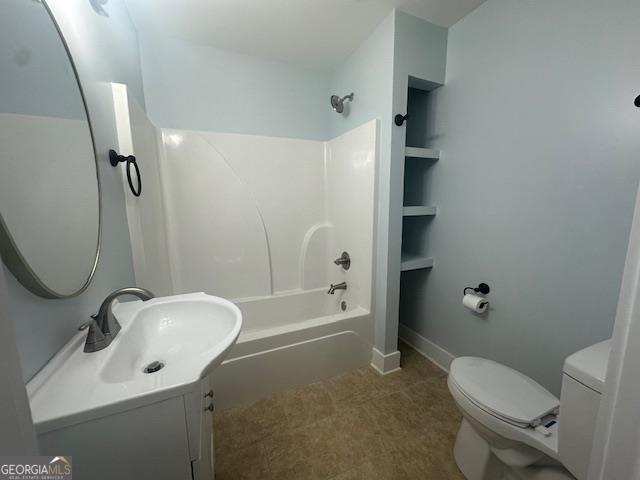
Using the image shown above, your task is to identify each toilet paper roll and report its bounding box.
[463,293,489,314]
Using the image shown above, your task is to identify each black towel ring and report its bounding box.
[109,149,141,197]
[126,156,141,197]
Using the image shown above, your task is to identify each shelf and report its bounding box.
[401,253,434,272]
[405,147,439,160]
[403,206,436,217]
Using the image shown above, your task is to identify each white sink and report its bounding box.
[27,292,242,434]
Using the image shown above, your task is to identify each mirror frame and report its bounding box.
[0,0,102,299]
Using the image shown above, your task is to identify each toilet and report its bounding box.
[447,340,610,480]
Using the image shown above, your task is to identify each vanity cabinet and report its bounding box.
[37,377,215,480]
[30,292,241,480]
[188,376,216,479]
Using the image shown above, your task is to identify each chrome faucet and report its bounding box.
[328,282,347,295]
[84,287,155,353]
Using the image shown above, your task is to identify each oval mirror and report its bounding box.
[0,0,100,298]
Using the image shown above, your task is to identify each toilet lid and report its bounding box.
[450,357,559,426]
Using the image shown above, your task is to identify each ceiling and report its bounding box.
[124,0,487,70]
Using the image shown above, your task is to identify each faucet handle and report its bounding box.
[333,251,351,270]
[78,311,99,330]
[84,321,106,347]
[78,319,93,331]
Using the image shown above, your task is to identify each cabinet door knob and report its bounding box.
[204,404,214,412]
[204,390,213,398]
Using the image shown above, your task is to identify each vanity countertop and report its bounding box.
[27,292,242,434]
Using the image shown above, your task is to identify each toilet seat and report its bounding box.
[448,357,561,460]
[450,357,559,427]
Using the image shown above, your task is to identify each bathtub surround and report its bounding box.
[155,123,376,303]
[114,99,378,406]
[160,131,326,297]
[399,0,640,394]
[6,0,140,380]
[196,122,375,403]
[162,122,376,407]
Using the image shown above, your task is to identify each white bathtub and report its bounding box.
[211,288,373,410]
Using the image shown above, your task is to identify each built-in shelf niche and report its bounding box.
[400,78,441,273]
[405,79,439,149]
[401,252,434,272]
[402,206,436,217]
[401,215,433,271]
[405,147,439,160]
[403,156,434,208]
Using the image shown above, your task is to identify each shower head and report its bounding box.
[330,92,354,114]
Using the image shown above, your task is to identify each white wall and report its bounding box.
[139,36,331,141]
[400,0,640,394]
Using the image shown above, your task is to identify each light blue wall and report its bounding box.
[7,0,140,380]
[393,11,447,86]
[399,0,640,394]
[387,12,448,353]
[139,36,331,141]
[330,13,395,354]
[330,10,447,355]
[329,13,394,140]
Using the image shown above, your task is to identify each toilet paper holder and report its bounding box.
[463,283,490,296]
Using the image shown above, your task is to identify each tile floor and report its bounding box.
[213,341,464,479]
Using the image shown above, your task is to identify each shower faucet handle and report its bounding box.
[333,252,351,270]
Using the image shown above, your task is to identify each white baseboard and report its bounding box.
[398,324,455,373]
[370,347,401,375]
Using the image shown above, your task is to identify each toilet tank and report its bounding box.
[558,339,611,480]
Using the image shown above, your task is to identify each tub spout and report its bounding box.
[328,282,347,294]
